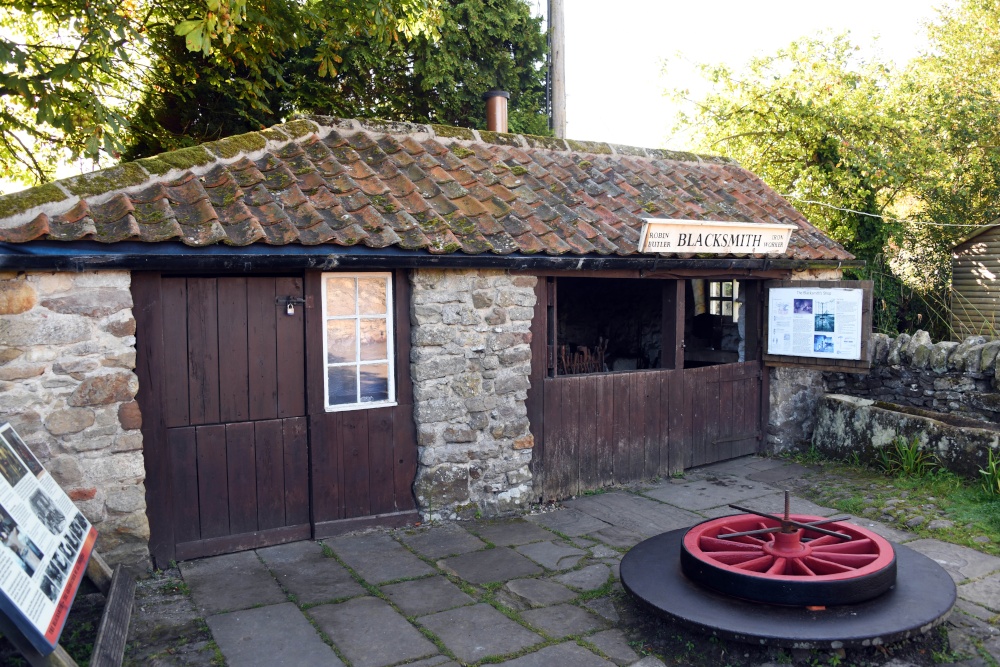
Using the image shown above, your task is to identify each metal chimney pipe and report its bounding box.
[484,90,510,133]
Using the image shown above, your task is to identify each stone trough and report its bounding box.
[812,394,1000,479]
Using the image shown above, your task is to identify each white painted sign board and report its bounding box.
[638,219,796,254]
[767,287,865,360]
[0,422,96,655]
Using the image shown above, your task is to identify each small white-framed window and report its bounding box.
[321,272,396,411]
[708,280,740,323]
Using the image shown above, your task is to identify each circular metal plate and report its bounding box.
[620,528,956,649]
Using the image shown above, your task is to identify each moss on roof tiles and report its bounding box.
[478,131,522,147]
[276,119,320,139]
[137,146,216,175]
[523,134,567,151]
[0,182,67,219]
[450,145,476,159]
[206,132,268,159]
[358,118,430,135]
[431,124,475,140]
[259,127,289,142]
[63,163,148,198]
[567,139,612,155]
[610,143,647,157]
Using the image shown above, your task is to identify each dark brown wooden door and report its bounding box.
[134,275,311,563]
[304,271,419,538]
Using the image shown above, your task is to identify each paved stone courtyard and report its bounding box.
[120,456,1000,667]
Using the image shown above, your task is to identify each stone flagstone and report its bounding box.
[397,524,487,559]
[207,602,342,667]
[521,603,608,638]
[475,519,555,546]
[586,629,640,666]
[257,540,364,605]
[418,603,543,663]
[180,550,286,615]
[564,493,701,537]
[325,532,435,583]
[515,541,586,570]
[439,546,542,584]
[308,596,438,667]
[527,508,611,537]
[699,492,837,519]
[957,572,1000,611]
[905,538,1000,582]
[492,641,615,667]
[642,476,774,510]
[553,563,611,591]
[504,578,577,608]
[381,575,475,616]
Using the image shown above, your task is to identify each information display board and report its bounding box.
[767,287,864,361]
[0,422,96,655]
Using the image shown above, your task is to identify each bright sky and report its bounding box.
[553,0,949,150]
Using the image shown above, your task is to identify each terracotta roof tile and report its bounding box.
[0,116,852,261]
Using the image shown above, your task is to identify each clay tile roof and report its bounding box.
[0,116,854,262]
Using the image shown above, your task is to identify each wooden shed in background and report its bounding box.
[952,223,1000,338]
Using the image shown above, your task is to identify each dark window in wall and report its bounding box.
[685,279,744,367]
[554,278,664,374]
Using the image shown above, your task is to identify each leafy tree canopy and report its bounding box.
[124,0,547,159]
[673,0,1000,336]
[1,0,444,189]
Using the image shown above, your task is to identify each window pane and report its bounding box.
[328,366,358,405]
[722,282,733,298]
[358,278,387,315]
[326,277,356,316]
[359,364,389,403]
[359,318,387,361]
[327,320,356,363]
[710,301,720,315]
[709,282,720,297]
[722,301,733,317]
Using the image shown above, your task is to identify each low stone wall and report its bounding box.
[825,331,1000,424]
[0,270,148,567]
[409,269,536,521]
[813,394,1000,479]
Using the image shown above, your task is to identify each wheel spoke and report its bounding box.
[708,551,768,565]
[804,556,855,574]
[734,555,774,572]
[812,538,873,554]
[700,536,760,552]
[767,557,787,575]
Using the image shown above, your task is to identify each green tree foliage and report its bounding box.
[0,0,145,184]
[675,1,1000,337]
[123,0,548,160]
[1,0,443,189]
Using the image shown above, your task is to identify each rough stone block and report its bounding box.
[69,371,137,406]
[45,408,96,436]
[0,280,37,314]
[41,288,132,317]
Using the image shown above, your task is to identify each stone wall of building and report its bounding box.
[0,270,148,567]
[409,269,536,521]
[824,331,1000,423]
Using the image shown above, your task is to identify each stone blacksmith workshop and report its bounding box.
[0,113,872,571]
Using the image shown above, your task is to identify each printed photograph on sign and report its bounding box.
[0,504,44,578]
[29,490,66,536]
[0,425,43,477]
[0,437,28,488]
[815,313,835,332]
[793,299,813,314]
[814,335,835,353]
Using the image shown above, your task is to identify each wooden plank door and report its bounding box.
[134,274,310,565]
[305,271,419,538]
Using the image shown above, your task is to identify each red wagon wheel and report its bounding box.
[680,498,896,606]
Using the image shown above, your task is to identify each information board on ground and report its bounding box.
[767,287,864,361]
[0,422,97,655]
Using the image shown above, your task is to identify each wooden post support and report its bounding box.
[0,552,134,667]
